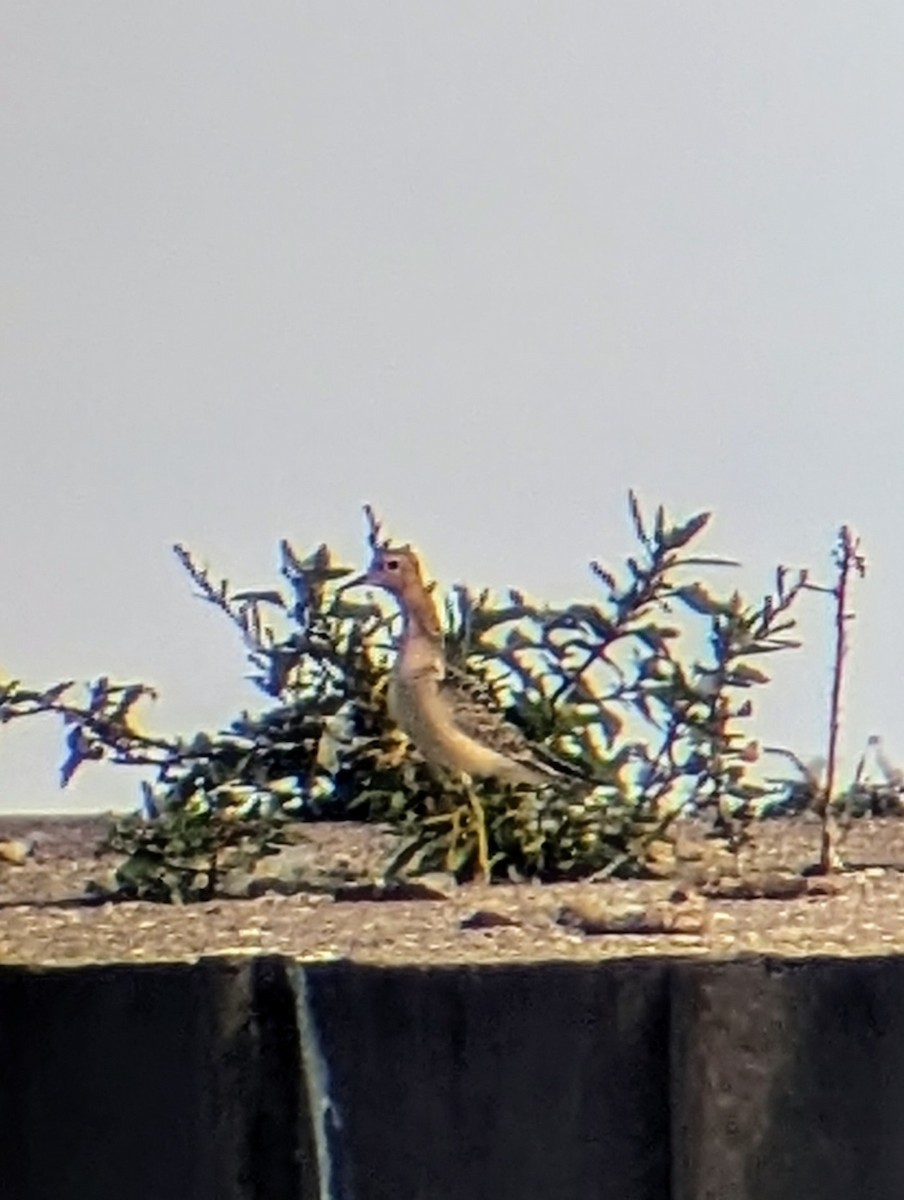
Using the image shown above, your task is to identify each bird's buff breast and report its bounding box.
[388,666,532,781]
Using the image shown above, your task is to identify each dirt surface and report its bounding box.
[3,814,904,967]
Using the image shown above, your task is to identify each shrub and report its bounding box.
[0,495,806,895]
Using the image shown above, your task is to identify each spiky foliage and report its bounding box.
[2,495,806,895]
[100,806,290,903]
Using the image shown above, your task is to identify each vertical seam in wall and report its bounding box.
[295,966,343,1200]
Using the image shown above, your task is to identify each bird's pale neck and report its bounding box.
[398,582,443,645]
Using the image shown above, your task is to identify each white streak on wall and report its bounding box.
[295,966,343,1200]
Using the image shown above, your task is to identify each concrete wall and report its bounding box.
[2,954,904,1200]
[671,957,904,1200]
[0,957,305,1200]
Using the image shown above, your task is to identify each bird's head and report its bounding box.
[355,545,426,597]
[344,543,441,638]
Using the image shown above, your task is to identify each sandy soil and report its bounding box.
[2,813,904,967]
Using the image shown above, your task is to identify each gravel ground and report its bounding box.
[2,813,904,967]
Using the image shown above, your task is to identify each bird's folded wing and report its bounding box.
[439,667,570,781]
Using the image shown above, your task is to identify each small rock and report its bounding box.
[217,869,255,900]
[644,838,678,877]
[556,899,704,936]
[460,909,521,930]
[409,872,459,899]
[220,844,361,899]
[668,884,695,903]
[674,837,704,863]
[700,871,814,901]
[0,838,33,866]
[84,867,122,899]
[334,873,457,903]
[805,876,842,897]
[669,906,707,935]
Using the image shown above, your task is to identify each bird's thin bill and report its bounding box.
[336,572,370,591]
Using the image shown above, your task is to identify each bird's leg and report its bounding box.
[445,806,462,873]
[466,784,490,883]
[438,773,489,881]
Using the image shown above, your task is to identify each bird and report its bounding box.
[346,543,571,789]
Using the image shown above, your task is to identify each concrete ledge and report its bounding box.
[3,954,904,1199]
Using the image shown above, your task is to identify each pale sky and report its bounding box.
[1,4,902,812]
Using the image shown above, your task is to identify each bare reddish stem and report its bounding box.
[819,526,865,872]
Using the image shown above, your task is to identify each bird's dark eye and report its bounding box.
[385,558,400,571]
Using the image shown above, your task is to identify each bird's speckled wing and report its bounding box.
[438,666,566,782]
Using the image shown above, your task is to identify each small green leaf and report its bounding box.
[230,590,286,607]
[677,555,740,568]
[660,511,711,550]
[628,490,648,544]
[674,584,728,616]
[728,663,771,686]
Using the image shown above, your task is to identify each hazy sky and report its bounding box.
[2,4,903,812]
